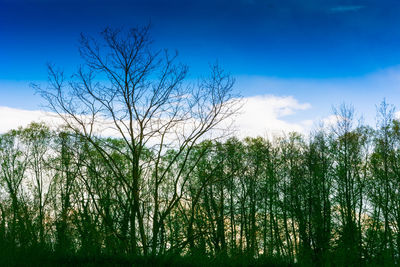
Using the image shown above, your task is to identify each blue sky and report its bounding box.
[1,0,400,135]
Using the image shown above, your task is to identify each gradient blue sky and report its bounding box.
[1,0,400,134]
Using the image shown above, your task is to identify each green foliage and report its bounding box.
[1,103,400,265]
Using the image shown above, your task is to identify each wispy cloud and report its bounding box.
[0,107,55,133]
[235,66,400,131]
[5,66,400,140]
[0,94,313,140]
[225,95,312,139]
[329,5,365,13]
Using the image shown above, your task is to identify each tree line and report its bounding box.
[1,101,400,265]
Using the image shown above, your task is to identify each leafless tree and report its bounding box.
[35,26,240,254]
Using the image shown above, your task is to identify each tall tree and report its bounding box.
[36,26,239,255]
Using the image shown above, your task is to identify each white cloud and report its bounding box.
[235,65,400,129]
[228,95,312,139]
[0,106,57,133]
[395,111,400,120]
[321,114,340,128]
[5,65,400,140]
[0,95,312,140]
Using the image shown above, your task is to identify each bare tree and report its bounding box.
[35,26,240,255]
